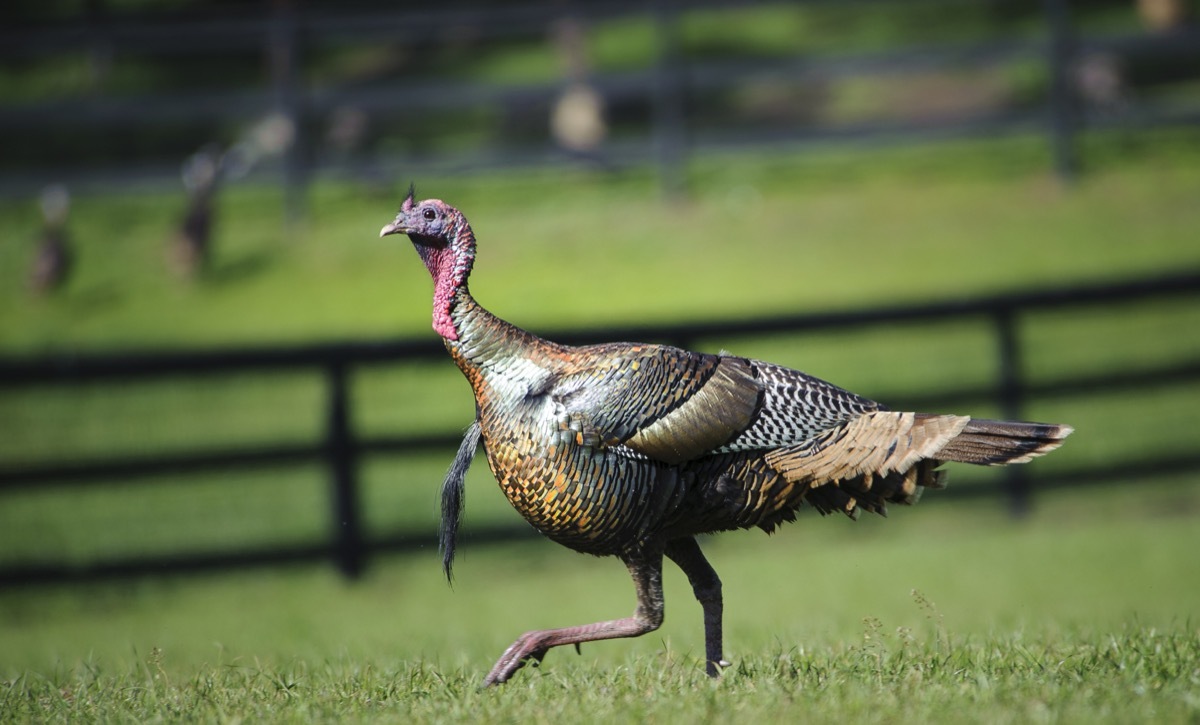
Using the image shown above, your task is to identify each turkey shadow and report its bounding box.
[65,283,122,315]
[206,250,273,286]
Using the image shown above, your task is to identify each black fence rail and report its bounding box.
[2,269,1199,586]
[3,1,1200,200]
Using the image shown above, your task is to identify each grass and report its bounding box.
[5,629,1198,722]
[1,483,1198,722]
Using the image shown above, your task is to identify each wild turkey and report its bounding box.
[169,145,221,279]
[29,184,73,295]
[379,189,1073,686]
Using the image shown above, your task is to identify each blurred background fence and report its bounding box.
[2,268,1199,585]
[3,0,1200,204]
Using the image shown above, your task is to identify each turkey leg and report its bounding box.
[482,547,665,686]
[666,536,729,677]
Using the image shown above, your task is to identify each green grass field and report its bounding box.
[3,133,1200,721]
[2,483,1198,722]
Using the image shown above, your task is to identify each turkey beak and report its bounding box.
[379,218,409,238]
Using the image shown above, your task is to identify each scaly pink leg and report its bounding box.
[482,549,664,686]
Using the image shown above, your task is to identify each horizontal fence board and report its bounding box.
[4,270,1197,385]
[2,2,1198,196]
[2,269,1199,585]
[3,452,1197,588]
[4,356,1198,491]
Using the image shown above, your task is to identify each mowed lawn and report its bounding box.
[1,481,1198,722]
[2,135,1200,721]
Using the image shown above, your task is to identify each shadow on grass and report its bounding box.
[206,251,274,287]
[66,283,123,315]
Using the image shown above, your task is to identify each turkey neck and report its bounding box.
[442,286,562,402]
[421,219,561,419]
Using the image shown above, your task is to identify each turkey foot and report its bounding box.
[481,552,665,687]
[483,631,553,686]
[481,613,659,687]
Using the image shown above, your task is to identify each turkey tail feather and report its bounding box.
[440,419,481,583]
[934,417,1073,466]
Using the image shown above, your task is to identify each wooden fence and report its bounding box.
[2,1,1200,202]
[2,269,1199,585]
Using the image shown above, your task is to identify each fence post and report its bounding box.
[268,0,307,223]
[1043,0,1078,182]
[994,307,1031,516]
[653,0,687,200]
[325,361,365,578]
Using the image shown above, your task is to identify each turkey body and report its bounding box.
[380,191,1073,687]
[449,294,897,556]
